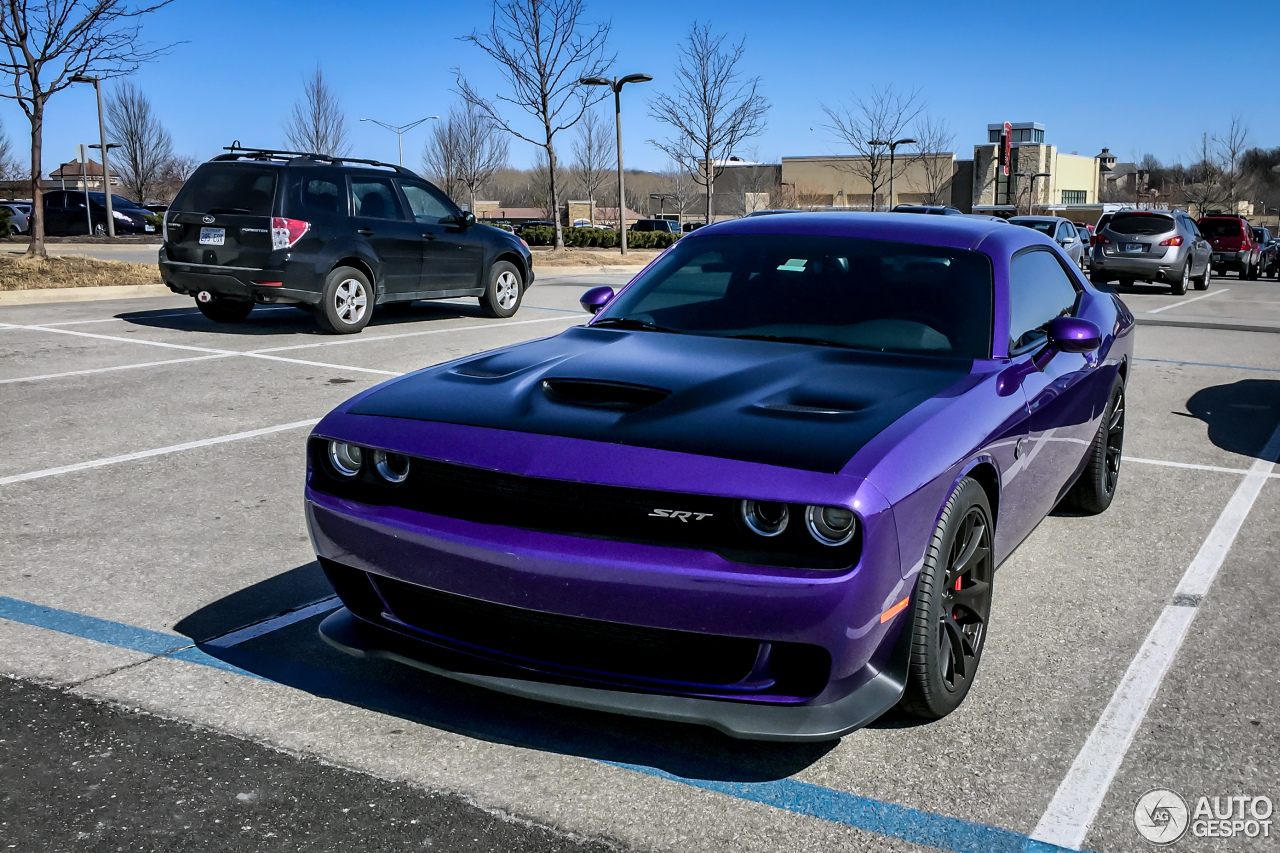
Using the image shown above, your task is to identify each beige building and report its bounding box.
[779,154,960,210]
[972,122,1099,214]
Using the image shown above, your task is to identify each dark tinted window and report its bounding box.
[1198,218,1244,238]
[86,193,142,210]
[1010,250,1079,350]
[43,192,65,207]
[1015,219,1057,236]
[599,234,994,359]
[300,176,344,216]
[173,164,278,216]
[399,182,453,224]
[1109,213,1175,235]
[351,178,403,220]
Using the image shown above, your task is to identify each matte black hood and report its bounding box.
[349,326,971,473]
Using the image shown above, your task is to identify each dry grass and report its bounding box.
[530,246,658,267]
[0,254,162,291]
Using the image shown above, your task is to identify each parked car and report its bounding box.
[1008,216,1086,268]
[891,204,964,215]
[1090,210,1211,294]
[1198,214,1261,279]
[1075,224,1094,269]
[629,218,681,234]
[1251,227,1277,278]
[1073,221,1094,236]
[0,203,30,235]
[41,191,156,236]
[159,147,534,334]
[143,203,169,215]
[744,209,802,218]
[682,221,706,232]
[308,213,1134,740]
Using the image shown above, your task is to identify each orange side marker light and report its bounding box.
[880,597,910,623]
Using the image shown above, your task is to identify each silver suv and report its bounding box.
[1089,210,1211,295]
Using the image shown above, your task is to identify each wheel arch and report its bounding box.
[493,250,530,285]
[332,257,378,295]
[957,457,1001,531]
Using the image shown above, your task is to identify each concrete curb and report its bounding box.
[0,284,175,306]
[532,265,645,275]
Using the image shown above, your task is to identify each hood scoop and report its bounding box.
[756,402,861,415]
[541,378,671,412]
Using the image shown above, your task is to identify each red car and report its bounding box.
[1199,214,1261,279]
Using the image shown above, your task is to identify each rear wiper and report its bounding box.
[726,333,854,349]
[590,317,683,334]
[205,207,253,214]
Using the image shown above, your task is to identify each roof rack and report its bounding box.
[214,142,418,177]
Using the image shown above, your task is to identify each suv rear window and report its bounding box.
[1109,213,1175,235]
[173,164,278,216]
[1198,218,1243,238]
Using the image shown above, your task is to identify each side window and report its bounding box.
[301,176,344,217]
[399,182,454,224]
[1009,250,1080,351]
[44,192,64,208]
[350,178,404,220]
[67,194,87,209]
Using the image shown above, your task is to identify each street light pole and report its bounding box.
[580,73,653,256]
[1015,170,1052,215]
[71,74,114,237]
[359,116,439,166]
[869,137,916,211]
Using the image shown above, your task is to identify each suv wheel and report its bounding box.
[1193,260,1209,291]
[1171,262,1188,295]
[479,261,523,318]
[92,223,107,237]
[317,267,373,334]
[196,296,255,323]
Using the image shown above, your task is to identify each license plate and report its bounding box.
[144,224,155,233]
[1123,243,1144,253]
[199,227,224,246]
[1212,254,1223,262]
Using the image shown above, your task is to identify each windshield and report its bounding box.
[86,193,142,210]
[595,234,993,359]
[172,164,278,216]
[1199,218,1243,238]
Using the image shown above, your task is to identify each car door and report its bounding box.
[398,180,486,293]
[1000,248,1102,540]
[1186,218,1210,276]
[348,176,423,297]
[1057,221,1081,265]
[41,192,69,235]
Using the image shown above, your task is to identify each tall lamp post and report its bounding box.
[359,116,439,166]
[1015,170,1052,215]
[869,136,916,211]
[579,73,653,256]
[70,74,114,237]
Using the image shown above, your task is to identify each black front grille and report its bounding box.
[309,439,858,570]
[320,559,830,699]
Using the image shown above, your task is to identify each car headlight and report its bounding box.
[112,209,132,221]
[805,505,857,546]
[373,450,410,484]
[740,499,789,537]
[327,441,363,477]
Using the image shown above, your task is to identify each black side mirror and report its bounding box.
[463,211,476,227]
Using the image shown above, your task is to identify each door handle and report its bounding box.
[357,228,375,237]
[422,232,437,241]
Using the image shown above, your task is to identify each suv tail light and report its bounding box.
[1094,234,1111,246]
[1159,236,1184,247]
[272,217,310,250]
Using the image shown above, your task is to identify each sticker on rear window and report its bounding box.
[778,258,808,272]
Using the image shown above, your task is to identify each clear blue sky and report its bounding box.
[3,0,1275,178]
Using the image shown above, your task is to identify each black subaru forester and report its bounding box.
[160,146,534,334]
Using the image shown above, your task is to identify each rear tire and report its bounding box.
[1171,262,1188,295]
[195,296,254,323]
[479,261,523,318]
[1193,260,1209,291]
[1118,277,1134,288]
[898,478,995,721]
[1061,376,1125,515]
[316,266,373,334]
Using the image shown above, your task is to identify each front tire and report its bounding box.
[195,296,254,323]
[316,267,373,334]
[479,261,523,318]
[1062,376,1125,515]
[898,478,995,721]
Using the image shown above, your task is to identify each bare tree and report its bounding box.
[423,116,462,201]
[821,84,923,211]
[456,0,612,249]
[1215,116,1249,209]
[104,80,171,202]
[658,160,697,220]
[0,0,175,257]
[0,114,19,179]
[153,151,196,202]
[1177,133,1227,215]
[649,22,768,225]
[283,65,349,157]
[570,107,610,224]
[911,113,955,205]
[424,101,508,212]
[530,148,565,221]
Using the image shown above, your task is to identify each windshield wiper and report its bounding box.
[726,333,854,349]
[590,317,683,334]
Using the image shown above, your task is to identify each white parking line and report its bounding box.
[0,354,234,385]
[1031,421,1280,850]
[1144,288,1229,314]
[0,419,320,487]
[202,597,340,648]
[1126,456,1280,478]
[252,314,578,354]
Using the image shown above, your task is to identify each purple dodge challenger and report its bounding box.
[306,213,1134,741]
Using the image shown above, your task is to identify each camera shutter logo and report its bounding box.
[1135,789,1189,844]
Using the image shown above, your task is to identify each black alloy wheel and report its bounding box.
[1102,383,1126,496]
[899,478,995,720]
[1062,376,1126,514]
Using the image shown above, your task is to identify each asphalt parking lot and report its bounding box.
[2,270,1278,852]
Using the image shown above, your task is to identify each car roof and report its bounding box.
[694,211,1037,253]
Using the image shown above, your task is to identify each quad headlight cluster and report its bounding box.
[326,440,411,484]
[739,499,857,547]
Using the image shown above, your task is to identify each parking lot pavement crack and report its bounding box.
[68,650,172,688]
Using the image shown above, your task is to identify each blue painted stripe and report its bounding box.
[1135,356,1280,374]
[0,596,259,678]
[0,594,1085,853]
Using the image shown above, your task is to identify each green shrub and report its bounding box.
[520,225,677,250]
[0,206,11,237]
